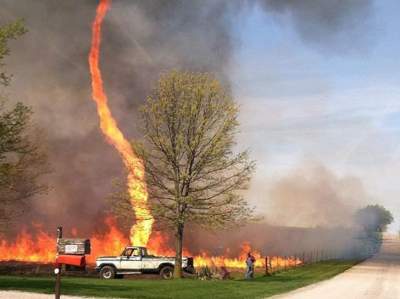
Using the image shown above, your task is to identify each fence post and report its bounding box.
[265,256,270,276]
[277,256,281,272]
[55,226,62,299]
[293,255,295,269]
[272,256,275,273]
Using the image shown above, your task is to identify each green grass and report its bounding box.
[0,260,357,299]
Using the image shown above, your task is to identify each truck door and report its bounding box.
[120,247,142,271]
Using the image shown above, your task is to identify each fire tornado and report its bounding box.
[88,0,154,246]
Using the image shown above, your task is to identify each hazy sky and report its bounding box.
[231,1,400,231]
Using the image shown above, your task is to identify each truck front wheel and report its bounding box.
[185,265,195,274]
[100,265,116,279]
[160,266,174,279]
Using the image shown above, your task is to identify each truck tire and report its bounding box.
[185,265,195,274]
[100,265,116,279]
[160,265,174,279]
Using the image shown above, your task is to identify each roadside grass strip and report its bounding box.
[0,260,358,299]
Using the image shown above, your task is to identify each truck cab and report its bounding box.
[96,246,194,279]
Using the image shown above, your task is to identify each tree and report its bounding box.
[355,205,393,234]
[0,20,26,86]
[137,70,255,278]
[0,20,50,233]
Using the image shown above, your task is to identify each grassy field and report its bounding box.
[0,260,357,299]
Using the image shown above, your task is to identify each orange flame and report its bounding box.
[0,217,126,264]
[0,229,53,263]
[88,0,154,246]
[0,218,302,269]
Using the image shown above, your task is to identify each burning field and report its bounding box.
[0,1,396,299]
[0,0,301,272]
[0,0,377,278]
[0,216,303,270]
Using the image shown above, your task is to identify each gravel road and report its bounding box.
[270,237,400,299]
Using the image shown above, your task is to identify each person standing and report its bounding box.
[245,252,256,279]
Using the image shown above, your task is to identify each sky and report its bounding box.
[230,1,400,231]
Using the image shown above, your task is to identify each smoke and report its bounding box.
[257,0,375,52]
[0,0,234,235]
[265,162,369,228]
[179,162,370,256]
[0,0,375,238]
[185,223,361,257]
[182,162,371,257]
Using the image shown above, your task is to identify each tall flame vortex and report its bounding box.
[88,0,154,246]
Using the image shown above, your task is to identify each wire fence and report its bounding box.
[264,239,381,275]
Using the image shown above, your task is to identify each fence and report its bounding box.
[263,242,380,275]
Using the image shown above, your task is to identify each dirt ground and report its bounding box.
[270,236,400,299]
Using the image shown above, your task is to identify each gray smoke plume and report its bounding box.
[265,162,369,228]
[0,0,375,237]
[0,0,234,235]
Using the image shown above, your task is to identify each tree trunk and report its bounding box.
[173,222,184,278]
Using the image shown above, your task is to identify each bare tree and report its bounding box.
[136,70,255,278]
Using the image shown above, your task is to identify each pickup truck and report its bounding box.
[95,246,195,279]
